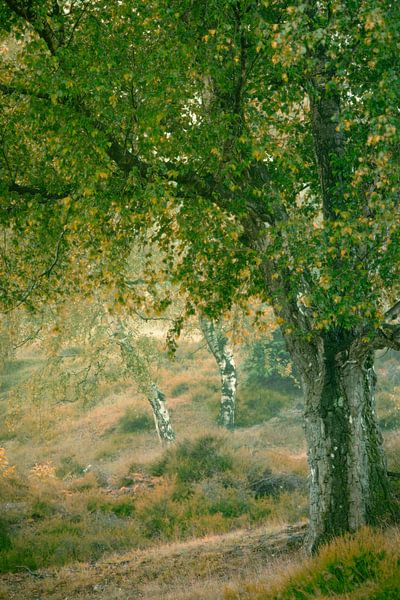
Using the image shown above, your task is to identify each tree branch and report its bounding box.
[373,323,400,351]
[385,300,400,322]
[8,182,71,200]
[4,0,61,56]
[0,79,147,177]
[5,226,67,313]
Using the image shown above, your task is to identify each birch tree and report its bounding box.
[108,315,175,444]
[199,315,237,429]
[1,0,399,550]
[4,300,176,444]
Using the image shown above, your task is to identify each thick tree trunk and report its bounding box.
[199,316,237,429]
[148,383,176,445]
[295,332,392,552]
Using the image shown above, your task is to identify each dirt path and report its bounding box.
[0,523,307,599]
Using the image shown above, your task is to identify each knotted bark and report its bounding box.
[295,331,392,551]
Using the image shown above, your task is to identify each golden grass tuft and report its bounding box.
[224,526,400,599]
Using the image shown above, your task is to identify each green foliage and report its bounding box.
[111,501,135,518]
[55,456,85,479]
[2,0,399,328]
[117,408,154,434]
[227,528,400,599]
[170,382,189,397]
[87,498,135,518]
[135,477,274,542]
[1,0,400,565]
[0,513,141,572]
[0,519,11,551]
[30,500,58,520]
[236,385,292,427]
[242,331,298,392]
[150,436,233,483]
[285,550,384,597]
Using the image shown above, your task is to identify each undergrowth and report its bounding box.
[225,527,400,599]
[0,436,308,572]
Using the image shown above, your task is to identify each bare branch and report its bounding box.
[132,309,171,323]
[13,320,44,349]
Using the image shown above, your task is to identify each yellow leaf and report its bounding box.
[252,149,263,161]
[109,94,118,108]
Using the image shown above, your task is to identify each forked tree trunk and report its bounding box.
[148,383,176,445]
[294,331,392,552]
[199,316,237,429]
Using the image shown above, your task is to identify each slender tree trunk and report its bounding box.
[293,331,392,552]
[148,383,176,445]
[111,317,176,444]
[199,316,237,429]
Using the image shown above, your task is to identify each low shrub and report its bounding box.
[118,408,154,433]
[56,456,86,479]
[135,477,273,541]
[0,497,142,573]
[250,468,306,498]
[236,385,291,427]
[225,527,400,599]
[87,497,135,517]
[379,412,400,431]
[170,382,189,397]
[30,499,58,520]
[150,435,233,483]
[0,519,11,551]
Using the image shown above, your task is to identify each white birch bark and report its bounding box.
[108,315,175,444]
[199,315,236,429]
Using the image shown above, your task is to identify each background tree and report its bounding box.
[1,0,399,551]
[199,315,237,429]
[3,296,176,444]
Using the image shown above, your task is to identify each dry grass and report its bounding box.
[1,340,399,599]
[0,523,306,600]
[225,526,400,599]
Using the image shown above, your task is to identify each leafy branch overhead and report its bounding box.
[1,1,398,334]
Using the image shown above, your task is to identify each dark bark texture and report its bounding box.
[292,331,392,551]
